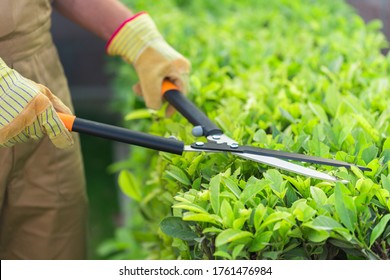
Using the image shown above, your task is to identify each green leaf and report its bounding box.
[258,212,292,231]
[220,199,234,227]
[328,238,359,250]
[264,169,286,195]
[215,229,253,247]
[375,189,389,208]
[254,204,267,231]
[124,109,152,120]
[214,250,232,260]
[310,186,328,206]
[172,202,208,214]
[183,213,222,226]
[192,177,202,191]
[292,200,316,222]
[232,244,245,259]
[351,165,365,179]
[279,107,297,124]
[353,113,380,142]
[240,177,268,204]
[304,227,330,242]
[324,85,340,117]
[366,158,380,177]
[381,150,390,164]
[118,170,142,202]
[308,139,330,157]
[249,231,273,252]
[333,227,356,242]
[311,215,343,230]
[222,177,241,198]
[187,154,204,177]
[383,138,390,150]
[233,217,248,230]
[361,145,379,164]
[302,216,344,242]
[203,226,223,234]
[370,214,390,246]
[253,129,268,143]
[309,102,329,123]
[335,183,357,232]
[381,174,390,193]
[165,166,191,186]
[160,217,198,241]
[209,174,221,214]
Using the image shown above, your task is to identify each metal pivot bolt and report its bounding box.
[230,143,239,149]
[195,141,205,146]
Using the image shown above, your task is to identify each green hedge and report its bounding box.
[101,0,390,260]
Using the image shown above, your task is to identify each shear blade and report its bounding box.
[234,152,347,183]
[184,145,346,183]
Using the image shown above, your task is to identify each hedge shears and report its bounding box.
[59,80,369,183]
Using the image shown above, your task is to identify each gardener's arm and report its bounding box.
[53,0,191,110]
[53,0,132,40]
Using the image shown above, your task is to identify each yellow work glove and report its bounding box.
[106,12,191,110]
[0,58,73,149]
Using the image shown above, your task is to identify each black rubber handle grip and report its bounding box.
[162,80,222,136]
[72,117,184,155]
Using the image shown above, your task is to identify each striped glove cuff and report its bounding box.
[106,12,181,63]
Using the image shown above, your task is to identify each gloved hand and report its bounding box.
[106,12,191,110]
[0,58,74,149]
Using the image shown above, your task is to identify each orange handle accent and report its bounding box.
[161,79,179,96]
[58,113,76,131]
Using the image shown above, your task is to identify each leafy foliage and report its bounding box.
[101,0,390,259]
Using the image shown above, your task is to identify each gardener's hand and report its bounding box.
[106,12,191,110]
[0,58,73,149]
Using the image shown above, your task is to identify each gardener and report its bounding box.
[0,0,190,259]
